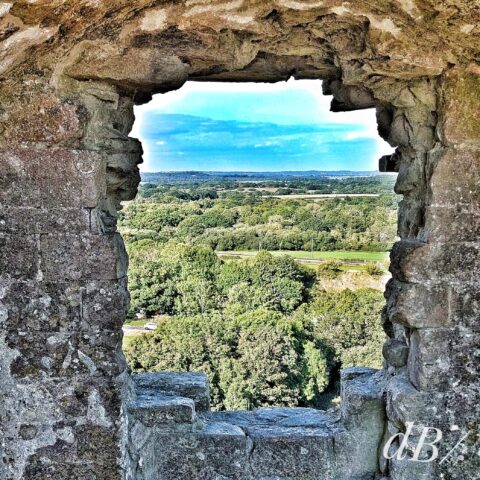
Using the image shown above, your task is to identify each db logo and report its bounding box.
[383,422,471,465]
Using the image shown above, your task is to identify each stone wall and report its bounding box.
[127,368,385,480]
[0,1,479,479]
[381,68,480,480]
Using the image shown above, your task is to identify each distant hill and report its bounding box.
[141,170,385,184]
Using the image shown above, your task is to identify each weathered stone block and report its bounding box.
[423,205,480,243]
[389,453,436,480]
[408,328,454,391]
[390,239,480,286]
[40,232,127,282]
[385,377,480,479]
[132,372,210,412]
[6,327,125,378]
[0,148,106,208]
[448,326,480,385]
[81,278,130,329]
[20,422,123,479]
[448,285,480,332]
[429,147,480,208]
[379,151,400,172]
[129,394,195,428]
[441,69,480,145]
[211,407,332,431]
[383,338,409,367]
[0,276,128,333]
[38,149,107,209]
[408,328,449,391]
[0,91,84,148]
[386,375,444,429]
[337,368,386,478]
[65,43,188,93]
[0,206,96,235]
[24,451,116,480]
[128,418,247,480]
[406,324,480,392]
[385,279,451,328]
[394,153,426,196]
[106,152,142,205]
[397,197,424,239]
[248,427,336,479]
[56,375,123,422]
[76,425,123,474]
[340,367,385,427]
[0,233,39,279]
[0,149,39,207]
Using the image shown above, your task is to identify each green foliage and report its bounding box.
[123,178,392,410]
[224,252,311,314]
[127,243,310,318]
[125,309,330,411]
[125,269,385,409]
[127,240,180,316]
[364,262,384,277]
[127,241,223,317]
[119,183,397,253]
[317,260,343,279]
[307,288,385,369]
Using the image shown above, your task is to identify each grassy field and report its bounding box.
[217,250,390,263]
[124,319,149,327]
[267,193,380,199]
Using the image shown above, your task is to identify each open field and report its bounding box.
[265,193,381,199]
[216,250,390,264]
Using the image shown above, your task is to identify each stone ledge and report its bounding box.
[128,368,386,480]
[129,393,196,428]
[132,372,210,412]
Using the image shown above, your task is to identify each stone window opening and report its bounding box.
[2,4,477,479]
[118,79,399,479]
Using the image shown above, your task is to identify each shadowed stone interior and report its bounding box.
[0,1,479,479]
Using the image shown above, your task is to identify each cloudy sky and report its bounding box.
[131,80,392,172]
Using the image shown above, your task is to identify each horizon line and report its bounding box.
[141,169,386,174]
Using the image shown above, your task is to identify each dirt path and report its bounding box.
[123,325,148,335]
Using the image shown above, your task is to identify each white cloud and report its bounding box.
[132,78,393,171]
[254,140,280,148]
[345,131,372,141]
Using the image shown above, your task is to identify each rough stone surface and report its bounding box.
[1,1,480,479]
[133,372,210,412]
[128,369,385,480]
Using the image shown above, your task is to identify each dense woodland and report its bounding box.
[121,175,397,410]
[120,176,397,252]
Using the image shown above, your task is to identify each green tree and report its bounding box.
[309,288,385,369]
[126,309,330,411]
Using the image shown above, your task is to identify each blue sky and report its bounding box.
[131,80,392,172]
